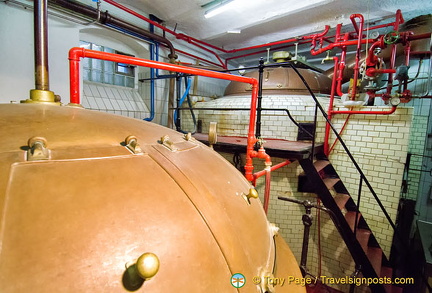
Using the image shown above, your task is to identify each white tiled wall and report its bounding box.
[82,81,149,119]
[186,94,413,292]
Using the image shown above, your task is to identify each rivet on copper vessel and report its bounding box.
[27,136,50,161]
[159,135,178,151]
[184,132,192,141]
[125,135,142,154]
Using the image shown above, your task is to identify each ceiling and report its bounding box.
[115,0,431,68]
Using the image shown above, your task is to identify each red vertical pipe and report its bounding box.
[68,47,265,181]
[324,57,339,155]
[386,9,404,95]
[263,169,271,214]
[69,48,84,104]
[349,14,364,100]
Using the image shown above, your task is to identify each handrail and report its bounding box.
[288,64,397,232]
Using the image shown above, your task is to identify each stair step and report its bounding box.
[323,178,340,189]
[356,229,371,252]
[380,266,393,293]
[380,266,392,278]
[345,211,361,231]
[314,160,330,173]
[391,286,403,293]
[334,193,350,210]
[367,247,382,276]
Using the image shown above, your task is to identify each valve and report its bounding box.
[384,31,400,45]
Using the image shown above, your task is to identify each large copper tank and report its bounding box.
[0,103,304,292]
[225,67,332,96]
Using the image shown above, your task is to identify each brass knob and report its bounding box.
[246,188,259,200]
[136,253,160,280]
[243,188,259,204]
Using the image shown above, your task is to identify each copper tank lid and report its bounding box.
[224,66,332,96]
[0,103,305,292]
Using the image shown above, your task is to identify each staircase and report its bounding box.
[298,153,402,293]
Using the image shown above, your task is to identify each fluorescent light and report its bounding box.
[227,29,241,34]
[204,0,234,18]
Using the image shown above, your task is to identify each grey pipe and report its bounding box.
[48,0,177,59]
[34,0,50,91]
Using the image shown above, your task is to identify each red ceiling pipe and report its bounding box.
[68,47,266,181]
[224,40,313,67]
[310,39,375,56]
[164,45,226,68]
[105,0,414,69]
[228,26,330,54]
[104,0,330,58]
[102,0,226,68]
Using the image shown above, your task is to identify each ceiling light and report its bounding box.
[203,0,235,19]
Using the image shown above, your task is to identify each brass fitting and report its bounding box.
[22,89,60,105]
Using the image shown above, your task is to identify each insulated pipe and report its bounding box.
[34,0,50,91]
[102,0,224,68]
[104,0,330,55]
[48,0,177,59]
[68,47,264,180]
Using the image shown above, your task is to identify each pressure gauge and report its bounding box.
[390,96,401,106]
[370,31,380,40]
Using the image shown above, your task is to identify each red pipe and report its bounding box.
[104,0,331,57]
[253,160,291,181]
[165,45,226,68]
[366,67,396,76]
[324,57,339,155]
[263,169,271,214]
[310,39,374,56]
[366,38,385,67]
[102,0,226,68]
[68,47,254,103]
[68,47,265,181]
[331,106,397,115]
[104,1,417,72]
[349,14,364,100]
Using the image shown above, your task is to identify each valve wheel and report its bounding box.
[384,31,400,45]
